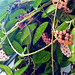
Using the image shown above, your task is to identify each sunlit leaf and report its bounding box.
[13,59,24,70]
[20,23,37,44]
[42,5,56,18]
[14,65,29,75]
[0,64,13,75]
[10,9,26,20]
[69,28,75,53]
[33,0,42,10]
[33,22,48,45]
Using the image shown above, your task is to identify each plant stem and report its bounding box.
[51,0,60,75]
[7,36,56,57]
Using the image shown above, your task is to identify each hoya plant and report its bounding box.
[0,0,75,75]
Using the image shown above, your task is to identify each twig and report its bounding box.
[51,0,60,75]
[7,36,56,57]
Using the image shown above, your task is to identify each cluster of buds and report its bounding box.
[54,30,73,46]
[52,0,71,13]
[14,68,19,72]
[54,30,73,57]
[0,49,9,61]
[17,23,24,29]
[41,32,52,45]
[60,43,71,57]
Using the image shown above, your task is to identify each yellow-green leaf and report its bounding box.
[0,64,13,75]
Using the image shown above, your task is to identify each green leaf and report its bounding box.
[39,73,48,75]
[41,0,49,3]
[68,53,75,62]
[15,32,22,43]
[60,56,71,67]
[33,22,48,45]
[0,12,7,22]
[0,30,4,38]
[33,0,42,10]
[5,29,18,44]
[13,59,24,70]
[2,44,14,56]
[56,21,68,31]
[56,46,63,64]
[42,5,56,18]
[32,50,51,63]
[45,62,58,73]
[25,1,34,11]
[14,65,29,75]
[10,9,26,20]
[45,62,52,73]
[20,23,37,44]
[0,64,13,75]
[12,40,23,53]
[22,35,31,45]
[5,19,18,31]
[69,15,75,20]
[35,63,41,70]
[69,28,75,53]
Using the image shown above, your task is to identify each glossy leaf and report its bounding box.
[5,19,18,31]
[56,21,68,31]
[69,28,75,53]
[68,53,75,62]
[32,50,51,63]
[33,0,42,10]
[33,22,48,45]
[14,65,29,75]
[42,5,56,18]
[15,32,22,43]
[10,9,26,20]
[22,35,31,45]
[45,62,52,73]
[0,64,13,75]
[12,40,23,53]
[13,59,24,70]
[20,23,37,44]
[2,44,14,56]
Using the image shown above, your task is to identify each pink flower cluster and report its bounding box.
[42,32,52,45]
[0,50,9,61]
[60,44,71,57]
[52,0,71,13]
[17,23,24,29]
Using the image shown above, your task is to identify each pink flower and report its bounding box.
[17,23,24,29]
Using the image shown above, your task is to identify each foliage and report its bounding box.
[0,0,75,75]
